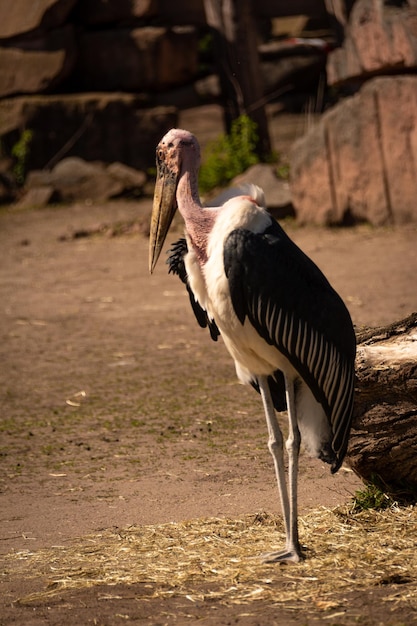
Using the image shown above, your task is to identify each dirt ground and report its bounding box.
[1,108,417,625]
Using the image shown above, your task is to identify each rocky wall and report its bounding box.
[0,0,200,176]
[290,0,417,225]
[0,94,177,173]
[327,0,417,86]
[290,75,417,226]
[5,1,323,178]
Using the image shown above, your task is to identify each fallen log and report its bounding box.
[347,312,417,500]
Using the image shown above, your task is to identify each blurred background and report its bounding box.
[0,0,416,226]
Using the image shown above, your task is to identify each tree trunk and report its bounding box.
[347,312,417,499]
[203,0,272,158]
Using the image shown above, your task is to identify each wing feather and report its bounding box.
[224,223,356,470]
[167,238,220,342]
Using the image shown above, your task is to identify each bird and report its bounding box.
[149,128,356,563]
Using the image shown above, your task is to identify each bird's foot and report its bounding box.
[261,547,304,564]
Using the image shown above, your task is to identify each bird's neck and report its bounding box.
[177,166,215,265]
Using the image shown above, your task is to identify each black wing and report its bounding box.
[250,369,287,413]
[167,238,220,342]
[224,222,356,472]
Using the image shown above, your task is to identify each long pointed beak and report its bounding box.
[149,162,178,273]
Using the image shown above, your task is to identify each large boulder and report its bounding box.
[327,0,417,86]
[22,157,148,205]
[75,27,198,92]
[0,26,76,98]
[0,0,77,39]
[26,158,134,202]
[290,76,417,226]
[232,164,293,218]
[0,94,177,172]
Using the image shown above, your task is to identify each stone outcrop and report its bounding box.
[76,27,198,92]
[232,164,293,218]
[24,157,147,203]
[290,75,417,226]
[0,0,201,185]
[0,95,177,172]
[0,26,76,98]
[5,0,415,228]
[290,0,417,226]
[327,0,417,86]
[206,164,293,219]
[0,0,215,104]
[0,25,198,99]
[0,0,335,203]
[0,0,77,39]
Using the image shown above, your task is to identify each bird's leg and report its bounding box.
[283,373,302,560]
[258,375,303,564]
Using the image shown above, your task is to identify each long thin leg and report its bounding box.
[258,375,290,536]
[284,373,302,559]
[258,375,302,563]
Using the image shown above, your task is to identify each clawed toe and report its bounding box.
[261,548,303,564]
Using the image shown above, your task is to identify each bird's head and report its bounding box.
[149,128,200,273]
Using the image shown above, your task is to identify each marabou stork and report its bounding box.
[149,128,356,563]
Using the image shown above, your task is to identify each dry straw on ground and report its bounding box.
[4,505,417,612]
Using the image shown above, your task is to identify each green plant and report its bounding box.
[12,129,33,185]
[199,115,260,194]
[198,32,213,57]
[351,482,395,512]
[276,161,290,180]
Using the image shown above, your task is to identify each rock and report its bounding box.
[15,185,55,209]
[0,94,177,172]
[290,121,335,224]
[256,38,332,112]
[26,158,148,202]
[262,53,326,98]
[0,26,76,98]
[51,158,125,201]
[27,158,123,202]
[327,0,417,86]
[232,164,293,218]
[106,162,146,196]
[76,27,198,92]
[375,76,417,224]
[0,0,77,39]
[290,76,417,226]
[327,34,362,87]
[206,165,293,219]
[157,0,205,25]
[25,170,51,189]
[155,75,220,110]
[75,0,157,25]
[323,0,355,44]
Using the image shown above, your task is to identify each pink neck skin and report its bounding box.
[176,152,216,265]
